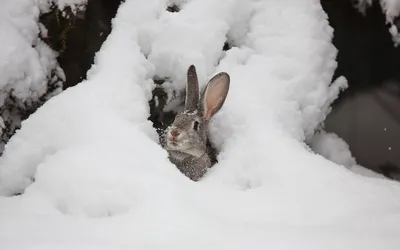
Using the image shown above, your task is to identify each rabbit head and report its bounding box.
[165,65,230,158]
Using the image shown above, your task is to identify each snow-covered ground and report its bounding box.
[1,0,400,249]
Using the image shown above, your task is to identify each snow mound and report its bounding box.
[1,0,400,249]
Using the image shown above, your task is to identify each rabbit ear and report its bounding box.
[201,72,230,124]
[185,65,200,112]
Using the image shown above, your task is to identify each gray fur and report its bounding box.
[185,65,200,112]
[164,65,230,181]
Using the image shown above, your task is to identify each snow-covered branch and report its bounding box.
[0,0,88,152]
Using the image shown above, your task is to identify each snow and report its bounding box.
[0,0,76,151]
[1,0,400,249]
[310,131,357,168]
[379,0,400,20]
[0,0,56,106]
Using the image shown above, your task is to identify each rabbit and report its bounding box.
[164,65,230,181]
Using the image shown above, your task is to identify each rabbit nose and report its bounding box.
[170,129,180,138]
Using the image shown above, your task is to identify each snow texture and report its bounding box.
[310,131,357,168]
[0,0,83,151]
[1,0,400,249]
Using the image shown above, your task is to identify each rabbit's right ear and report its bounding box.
[201,72,230,125]
[185,65,200,113]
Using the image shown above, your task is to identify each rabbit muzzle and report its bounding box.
[166,128,184,148]
[165,128,206,158]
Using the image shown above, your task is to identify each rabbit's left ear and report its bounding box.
[201,72,230,125]
[185,65,200,113]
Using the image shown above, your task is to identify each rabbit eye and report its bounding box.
[193,121,199,131]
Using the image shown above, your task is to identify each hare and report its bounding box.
[164,65,230,181]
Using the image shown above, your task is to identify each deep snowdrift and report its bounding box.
[1,0,400,249]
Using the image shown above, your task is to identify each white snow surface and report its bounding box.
[1,0,400,249]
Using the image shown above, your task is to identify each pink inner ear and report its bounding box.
[203,76,229,123]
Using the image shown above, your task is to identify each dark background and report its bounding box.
[321,0,400,178]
